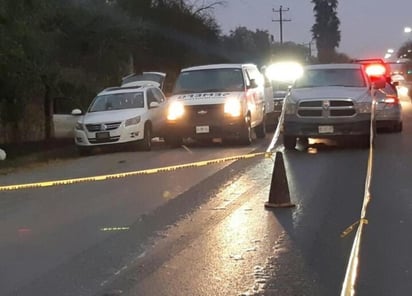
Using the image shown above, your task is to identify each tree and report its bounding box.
[398,41,412,59]
[311,0,341,63]
[221,27,271,65]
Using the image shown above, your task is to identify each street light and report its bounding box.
[404,27,412,33]
[387,49,394,54]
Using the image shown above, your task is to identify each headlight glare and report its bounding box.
[224,98,242,117]
[167,101,185,120]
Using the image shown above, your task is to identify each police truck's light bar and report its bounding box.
[365,64,387,77]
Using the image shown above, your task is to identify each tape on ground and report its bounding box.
[0,152,269,192]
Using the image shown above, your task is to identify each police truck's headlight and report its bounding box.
[224,98,242,117]
[167,101,185,120]
[284,99,297,115]
[358,101,372,113]
[125,116,141,126]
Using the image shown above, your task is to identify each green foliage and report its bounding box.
[311,0,341,63]
[221,27,272,66]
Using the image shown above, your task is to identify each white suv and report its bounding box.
[74,85,167,154]
[165,64,267,146]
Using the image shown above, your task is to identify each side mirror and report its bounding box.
[149,101,160,109]
[71,109,82,115]
[248,79,258,89]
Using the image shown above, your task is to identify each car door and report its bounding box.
[53,97,81,138]
[147,88,166,136]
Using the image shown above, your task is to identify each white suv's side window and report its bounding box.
[152,88,165,103]
[146,89,157,107]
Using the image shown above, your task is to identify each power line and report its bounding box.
[272,5,291,44]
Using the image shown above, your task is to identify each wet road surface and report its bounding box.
[1,98,412,296]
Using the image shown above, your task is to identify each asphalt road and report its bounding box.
[1,98,411,296]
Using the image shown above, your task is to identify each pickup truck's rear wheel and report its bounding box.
[239,116,252,145]
[255,117,266,139]
[283,135,296,150]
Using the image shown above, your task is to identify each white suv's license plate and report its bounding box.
[196,126,210,134]
[318,125,334,134]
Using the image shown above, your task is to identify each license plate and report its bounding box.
[318,125,334,134]
[196,126,210,134]
[96,131,110,139]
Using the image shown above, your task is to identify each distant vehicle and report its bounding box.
[271,81,292,124]
[165,63,267,146]
[73,85,167,154]
[282,63,386,149]
[376,82,403,132]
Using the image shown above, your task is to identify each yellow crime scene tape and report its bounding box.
[0,151,271,192]
[340,90,378,296]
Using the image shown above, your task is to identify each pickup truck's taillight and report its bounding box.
[384,96,399,104]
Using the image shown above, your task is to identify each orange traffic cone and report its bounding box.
[265,151,295,208]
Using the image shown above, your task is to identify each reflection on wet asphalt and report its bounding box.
[3,97,412,296]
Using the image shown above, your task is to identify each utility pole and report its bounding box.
[272,6,291,44]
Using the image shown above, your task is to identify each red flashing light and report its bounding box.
[365,64,387,77]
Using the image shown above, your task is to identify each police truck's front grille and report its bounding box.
[330,109,356,117]
[297,99,355,118]
[298,110,323,117]
[299,101,322,108]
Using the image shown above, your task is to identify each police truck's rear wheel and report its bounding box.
[255,117,266,139]
[283,135,296,150]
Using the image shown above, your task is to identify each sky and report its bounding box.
[211,0,412,60]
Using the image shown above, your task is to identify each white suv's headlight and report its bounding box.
[358,101,372,113]
[125,116,141,126]
[75,122,84,130]
[167,101,185,120]
[224,98,242,117]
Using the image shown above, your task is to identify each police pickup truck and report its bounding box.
[282,63,386,149]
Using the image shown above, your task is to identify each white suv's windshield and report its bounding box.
[294,68,366,88]
[173,68,245,94]
[88,92,144,112]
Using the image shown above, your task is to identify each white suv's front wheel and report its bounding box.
[139,123,152,151]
